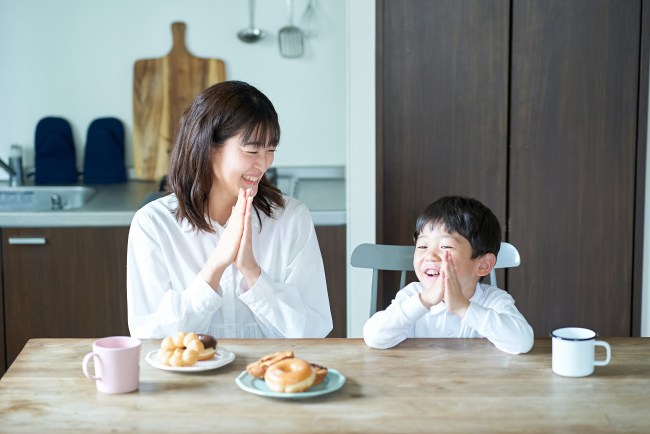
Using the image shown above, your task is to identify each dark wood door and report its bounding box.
[377,0,647,335]
[377,0,510,308]
[509,0,644,336]
[2,227,130,368]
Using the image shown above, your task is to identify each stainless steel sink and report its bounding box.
[0,186,97,211]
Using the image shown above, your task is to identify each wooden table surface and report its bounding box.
[0,338,648,433]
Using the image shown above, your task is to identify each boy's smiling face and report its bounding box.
[414,223,488,299]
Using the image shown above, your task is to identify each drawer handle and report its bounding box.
[8,237,47,245]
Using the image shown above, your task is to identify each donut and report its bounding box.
[198,334,217,349]
[158,332,217,366]
[196,334,218,361]
[264,358,316,393]
[171,331,186,348]
[310,363,328,386]
[246,351,294,379]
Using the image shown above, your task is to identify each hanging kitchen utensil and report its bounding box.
[133,22,225,181]
[278,0,304,58]
[238,0,265,43]
[300,0,317,38]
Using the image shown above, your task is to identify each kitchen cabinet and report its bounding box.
[0,222,347,375]
[316,225,347,338]
[1,227,130,372]
[377,0,648,335]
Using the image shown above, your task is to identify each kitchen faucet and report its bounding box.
[0,145,24,186]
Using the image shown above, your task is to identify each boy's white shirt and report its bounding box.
[363,282,534,354]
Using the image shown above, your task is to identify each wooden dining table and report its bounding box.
[0,337,648,433]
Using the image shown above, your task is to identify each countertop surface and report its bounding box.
[0,178,346,227]
[1,337,648,433]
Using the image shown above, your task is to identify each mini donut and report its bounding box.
[185,338,204,354]
[172,331,186,348]
[264,358,315,393]
[158,332,218,366]
[169,349,185,367]
[182,348,199,366]
[183,332,200,347]
[160,336,176,351]
[246,351,294,379]
[157,349,174,365]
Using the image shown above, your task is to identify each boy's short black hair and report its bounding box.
[413,196,502,259]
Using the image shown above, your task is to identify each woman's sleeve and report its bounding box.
[238,205,333,338]
[126,209,223,338]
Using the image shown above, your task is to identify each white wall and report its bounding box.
[346,0,375,337]
[0,0,346,170]
[634,56,650,338]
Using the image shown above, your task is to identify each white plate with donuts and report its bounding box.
[235,369,346,399]
[145,347,235,372]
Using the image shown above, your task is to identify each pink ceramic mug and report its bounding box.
[82,336,141,393]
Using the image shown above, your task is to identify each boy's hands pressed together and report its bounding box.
[442,251,470,318]
[419,251,470,318]
[419,276,444,309]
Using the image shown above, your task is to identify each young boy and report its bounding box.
[363,196,533,354]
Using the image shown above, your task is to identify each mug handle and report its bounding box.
[594,340,611,367]
[82,352,101,381]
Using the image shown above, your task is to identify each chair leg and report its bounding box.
[370,270,378,317]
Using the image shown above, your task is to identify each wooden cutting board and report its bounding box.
[133,22,225,181]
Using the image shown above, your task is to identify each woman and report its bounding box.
[127,80,333,339]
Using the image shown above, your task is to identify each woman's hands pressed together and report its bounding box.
[234,188,262,287]
[201,188,261,291]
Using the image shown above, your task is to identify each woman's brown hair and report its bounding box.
[168,80,285,232]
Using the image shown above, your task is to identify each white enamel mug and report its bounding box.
[551,327,611,377]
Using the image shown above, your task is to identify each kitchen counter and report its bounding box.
[0,175,346,227]
[0,181,157,227]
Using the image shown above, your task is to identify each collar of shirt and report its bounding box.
[171,196,262,233]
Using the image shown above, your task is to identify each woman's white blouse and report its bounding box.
[127,194,333,339]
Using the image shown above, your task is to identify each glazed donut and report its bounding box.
[310,363,328,386]
[264,358,315,393]
[246,351,294,379]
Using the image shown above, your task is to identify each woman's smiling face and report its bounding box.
[210,132,276,199]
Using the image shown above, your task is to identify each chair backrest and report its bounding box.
[489,242,521,288]
[350,243,414,317]
[351,242,521,317]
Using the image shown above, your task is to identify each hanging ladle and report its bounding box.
[238,0,265,43]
